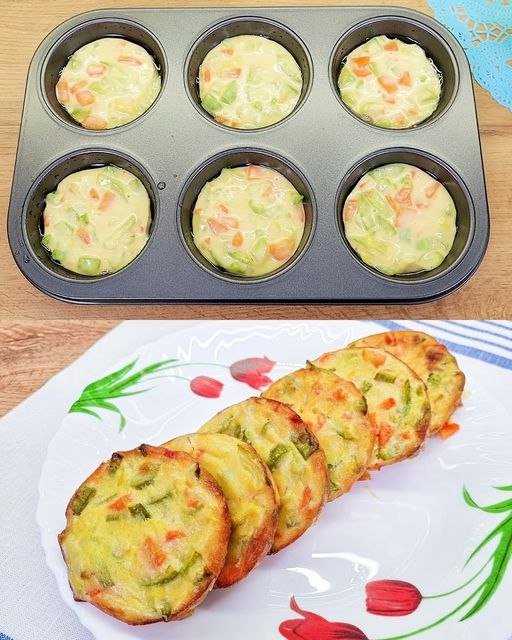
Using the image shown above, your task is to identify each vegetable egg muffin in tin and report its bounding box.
[58,445,230,625]
[338,35,442,129]
[343,163,457,276]
[199,35,302,129]
[163,433,279,587]
[42,166,151,276]
[199,397,328,552]
[192,165,306,278]
[56,37,161,130]
[350,331,465,434]
[263,366,375,500]
[312,347,430,469]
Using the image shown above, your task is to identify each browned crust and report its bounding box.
[58,444,230,626]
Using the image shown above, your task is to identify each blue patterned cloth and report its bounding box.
[428,0,512,110]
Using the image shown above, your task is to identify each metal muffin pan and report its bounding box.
[7,6,489,303]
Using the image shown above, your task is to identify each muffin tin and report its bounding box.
[7,6,489,303]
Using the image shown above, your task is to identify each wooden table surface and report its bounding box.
[1,0,511,320]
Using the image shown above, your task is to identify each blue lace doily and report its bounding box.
[428,0,512,110]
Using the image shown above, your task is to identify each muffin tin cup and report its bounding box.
[8,6,489,304]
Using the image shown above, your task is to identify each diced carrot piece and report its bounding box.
[439,422,460,440]
[87,63,106,77]
[228,68,241,77]
[247,165,263,179]
[207,218,228,235]
[77,227,92,245]
[425,181,440,198]
[118,55,142,65]
[203,68,211,82]
[386,194,400,215]
[98,190,116,211]
[395,187,412,205]
[380,397,396,410]
[56,79,69,102]
[89,188,100,200]
[219,204,229,214]
[165,530,185,542]
[384,333,398,346]
[187,497,200,509]
[300,486,312,509]
[232,231,243,247]
[87,588,103,598]
[222,48,234,56]
[70,80,88,94]
[143,536,166,569]
[353,65,372,77]
[353,56,370,65]
[108,495,130,511]
[378,75,398,93]
[219,215,239,229]
[82,115,107,130]
[384,40,399,51]
[378,423,393,447]
[332,389,346,402]
[76,90,95,106]
[269,239,294,261]
[344,199,358,221]
[398,71,412,86]
[362,349,386,368]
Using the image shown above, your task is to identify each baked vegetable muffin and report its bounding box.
[263,366,375,499]
[199,397,328,552]
[349,330,465,434]
[42,166,151,276]
[312,347,430,469]
[56,37,161,130]
[192,165,305,277]
[58,445,230,625]
[163,433,278,587]
[199,34,302,129]
[343,163,456,275]
[338,35,441,129]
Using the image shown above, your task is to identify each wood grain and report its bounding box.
[0,320,117,416]
[1,0,511,319]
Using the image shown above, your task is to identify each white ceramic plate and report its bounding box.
[37,322,512,640]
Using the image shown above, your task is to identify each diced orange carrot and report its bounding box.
[439,422,460,440]
[219,215,239,229]
[384,40,399,51]
[187,497,200,509]
[386,194,400,215]
[362,350,386,368]
[89,188,100,200]
[98,190,116,211]
[118,55,142,65]
[269,239,294,261]
[219,204,229,214]
[232,231,243,247]
[56,79,69,102]
[332,389,346,402]
[82,115,107,130]
[87,588,103,598]
[203,68,211,82]
[425,181,440,198]
[108,495,130,511]
[378,75,398,93]
[384,333,398,346]
[378,423,393,447]
[247,165,263,179]
[344,199,358,220]
[77,227,92,245]
[300,486,312,509]
[398,71,412,86]
[70,80,88,94]
[380,397,396,410]
[76,90,95,106]
[165,530,185,542]
[87,63,106,77]
[228,68,241,77]
[353,56,370,65]
[395,187,412,205]
[143,536,166,569]
[353,65,372,77]
[207,218,228,235]
[222,48,234,56]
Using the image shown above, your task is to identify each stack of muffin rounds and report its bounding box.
[59,330,464,625]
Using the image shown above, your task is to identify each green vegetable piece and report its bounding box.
[201,94,222,115]
[41,234,52,250]
[374,371,397,384]
[97,567,114,588]
[105,513,121,522]
[98,174,128,201]
[221,81,238,104]
[142,566,179,587]
[251,237,268,262]
[336,429,355,441]
[70,108,91,122]
[428,373,441,386]
[131,464,159,490]
[68,55,82,71]
[267,443,288,469]
[108,453,122,475]
[79,213,89,225]
[54,220,74,236]
[128,503,151,520]
[148,491,174,506]
[401,379,411,414]
[51,249,65,263]
[71,486,96,515]
[45,191,58,204]
[360,380,373,394]
[77,255,102,276]
[292,192,304,204]
[249,199,265,215]
[88,81,108,95]
[291,431,318,460]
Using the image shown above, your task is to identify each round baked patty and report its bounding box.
[263,366,374,499]
[58,444,230,625]
[312,347,430,469]
[163,433,278,587]
[199,397,328,552]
